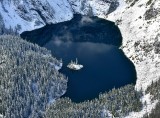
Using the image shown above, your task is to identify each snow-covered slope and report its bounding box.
[0,0,119,34]
[108,0,160,90]
[1,0,160,117]
[106,0,160,117]
[0,0,73,33]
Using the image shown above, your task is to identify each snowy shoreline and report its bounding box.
[1,0,160,117]
[106,0,160,117]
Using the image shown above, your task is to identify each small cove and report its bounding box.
[21,14,137,103]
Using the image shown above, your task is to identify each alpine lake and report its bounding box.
[21,14,137,103]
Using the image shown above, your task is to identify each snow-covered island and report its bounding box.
[67,58,83,70]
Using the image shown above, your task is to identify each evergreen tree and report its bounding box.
[0,35,67,118]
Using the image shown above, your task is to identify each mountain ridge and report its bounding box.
[0,0,119,34]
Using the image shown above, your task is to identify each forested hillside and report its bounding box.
[46,85,142,118]
[0,35,143,118]
[0,35,67,118]
[0,0,160,117]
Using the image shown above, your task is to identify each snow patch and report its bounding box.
[0,114,3,118]
[107,0,160,117]
[0,0,112,33]
[125,94,158,118]
[49,62,63,70]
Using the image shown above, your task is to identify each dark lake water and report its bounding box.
[21,14,137,103]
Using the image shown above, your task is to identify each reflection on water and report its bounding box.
[45,41,136,103]
[21,14,137,103]
[21,14,122,47]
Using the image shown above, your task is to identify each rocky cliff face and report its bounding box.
[0,0,72,34]
[0,0,119,34]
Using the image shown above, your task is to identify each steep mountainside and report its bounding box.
[0,0,160,117]
[0,0,119,34]
[107,0,160,117]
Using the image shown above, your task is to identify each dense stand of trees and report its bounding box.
[45,85,142,118]
[0,35,67,118]
[0,36,143,118]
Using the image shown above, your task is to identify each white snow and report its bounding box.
[125,93,158,118]
[49,62,63,70]
[67,62,83,70]
[68,0,110,18]
[0,0,111,33]
[106,0,160,117]
[0,114,3,118]
[47,0,73,23]
[69,64,83,70]
[0,0,74,33]
[0,1,40,33]
[107,0,160,91]
[1,0,160,117]
[54,62,63,70]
